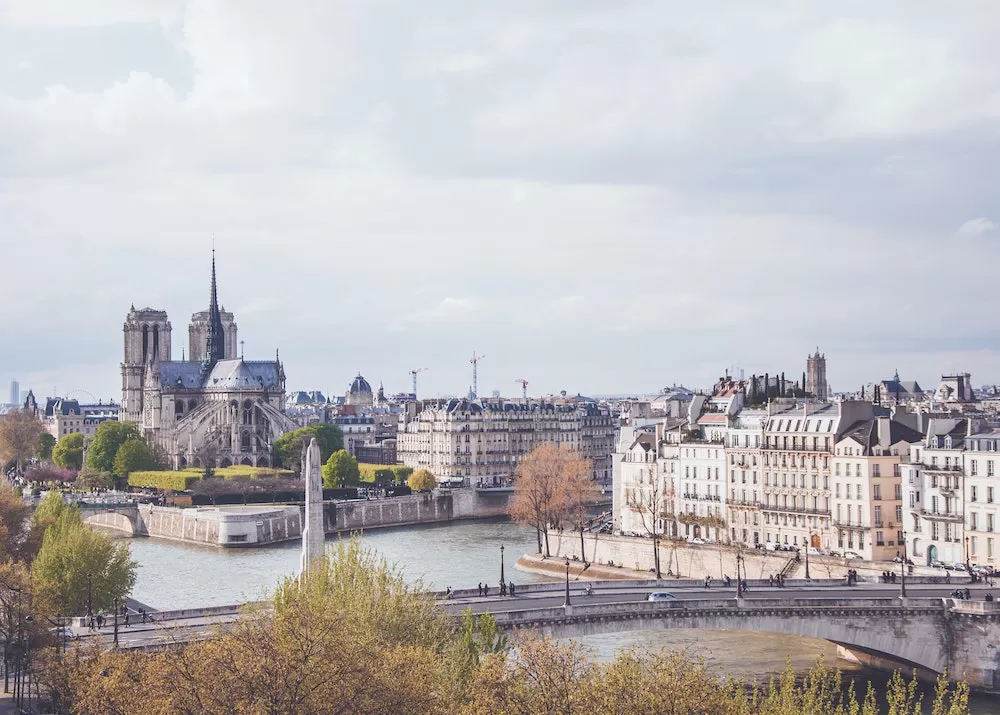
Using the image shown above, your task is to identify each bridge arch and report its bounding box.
[81,509,137,537]
[497,601,951,678]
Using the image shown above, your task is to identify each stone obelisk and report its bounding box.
[300,437,325,575]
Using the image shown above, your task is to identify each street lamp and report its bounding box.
[965,536,972,576]
[499,544,505,590]
[564,558,571,607]
[804,537,811,580]
[735,552,742,599]
[900,532,908,599]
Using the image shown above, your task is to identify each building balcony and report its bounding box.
[762,505,829,516]
[925,465,963,473]
[919,509,963,522]
[728,499,762,508]
[833,520,873,529]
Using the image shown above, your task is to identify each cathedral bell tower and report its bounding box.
[121,306,172,423]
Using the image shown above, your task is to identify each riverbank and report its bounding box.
[521,532,954,584]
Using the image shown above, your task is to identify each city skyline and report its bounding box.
[1,2,999,398]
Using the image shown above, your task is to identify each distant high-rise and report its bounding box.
[8,380,19,407]
[806,349,828,400]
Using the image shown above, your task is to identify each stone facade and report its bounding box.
[397,397,614,482]
[120,254,295,468]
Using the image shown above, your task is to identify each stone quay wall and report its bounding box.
[86,489,516,547]
[530,532,933,583]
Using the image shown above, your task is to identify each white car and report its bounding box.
[843,551,862,560]
[807,547,822,556]
[688,537,706,545]
[647,591,677,602]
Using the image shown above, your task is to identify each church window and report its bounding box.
[175,401,184,415]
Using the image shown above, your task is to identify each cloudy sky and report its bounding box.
[1,1,998,402]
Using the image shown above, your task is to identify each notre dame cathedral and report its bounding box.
[120,253,295,469]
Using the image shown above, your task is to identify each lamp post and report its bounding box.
[900,532,907,599]
[86,573,93,621]
[564,558,571,607]
[735,552,742,599]
[499,544,505,590]
[804,537,811,580]
[965,536,972,576]
[113,596,119,650]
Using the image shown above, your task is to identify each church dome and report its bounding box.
[350,374,372,395]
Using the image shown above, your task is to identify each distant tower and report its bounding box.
[8,380,18,407]
[121,305,172,422]
[806,348,828,400]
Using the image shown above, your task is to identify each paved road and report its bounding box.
[439,582,989,615]
[73,581,991,650]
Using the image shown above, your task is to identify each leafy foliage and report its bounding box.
[39,540,973,715]
[52,432,85,470]
[273,424,345,473]
[323,449,360,488]
[75,469,115,491]
[0,480,34,562]
[31,499,136,615]
[0,409,46,475]
[408,468,438,491]
[111,438,155,477]
[85,421,140,473]
[37,432,56,461]
[358,464,413,483]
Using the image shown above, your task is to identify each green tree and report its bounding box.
[75,469,115,492]
[0,409,46,476]
[32,504,136,615]
[112,438,154,477]
[0,481,33,562]
[273,424,345,473]
[37,432,56,461]
[407,469,437,492]
[322,449,360,488]
[52,433,85,471]
[86,421,140,473]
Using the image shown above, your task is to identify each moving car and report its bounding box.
[647,591,677,602]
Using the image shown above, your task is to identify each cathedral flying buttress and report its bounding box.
[120,253,295,469]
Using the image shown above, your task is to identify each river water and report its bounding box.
[126,520,998,713]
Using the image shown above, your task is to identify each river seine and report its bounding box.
[127,520,997,713]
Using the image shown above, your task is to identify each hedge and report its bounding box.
[128,471,202,492]
[128,466,294,492]
[357,464,413,483]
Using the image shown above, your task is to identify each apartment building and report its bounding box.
[396,398,613,482]
[961,429,1000,570]
[831,418,922,561]
[760,401,878,551]
[903,418,970,567]
[726,409,766,546]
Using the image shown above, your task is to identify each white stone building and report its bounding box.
[830,417,922,561]
[903,418,971,567]
[726,408,766,546]
[964,429,1000,571]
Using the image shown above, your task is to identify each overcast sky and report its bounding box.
[1,1,998,402]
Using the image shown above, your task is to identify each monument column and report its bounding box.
[300,438,325,574]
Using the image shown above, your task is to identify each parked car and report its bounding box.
[930,560,946,569]
[647,591,677,602]
[952,563,967,571]
[687,537,706,545]
[807,547,822,556]
[843,551,862,560]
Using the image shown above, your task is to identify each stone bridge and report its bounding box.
[490,597,1000,692]
[80,505,140,536]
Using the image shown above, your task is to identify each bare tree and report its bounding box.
[560,454,600,565]
[624,466,664,578]
[0,410,45,478]
[508,444,568,557]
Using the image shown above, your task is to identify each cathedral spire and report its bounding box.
[204,249,226,366]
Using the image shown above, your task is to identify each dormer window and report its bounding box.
[945,437,953,449]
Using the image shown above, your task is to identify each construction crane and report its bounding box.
[408,367,427,397]
[514,378,528,399]
[470,352,486,397]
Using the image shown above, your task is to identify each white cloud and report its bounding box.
[955,217,997,237]
[1,2,1000,397]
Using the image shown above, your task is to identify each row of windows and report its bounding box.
[764,473,829,490]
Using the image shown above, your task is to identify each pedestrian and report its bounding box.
[484,585,490,597]
[96,612,104,629]
[509,581,515,596]
[500,581,507,596]
[986,592,994,602]
[768,574,774,587]
[478,582,483,597]
[124,612,130,628]
[965,588,971,600]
